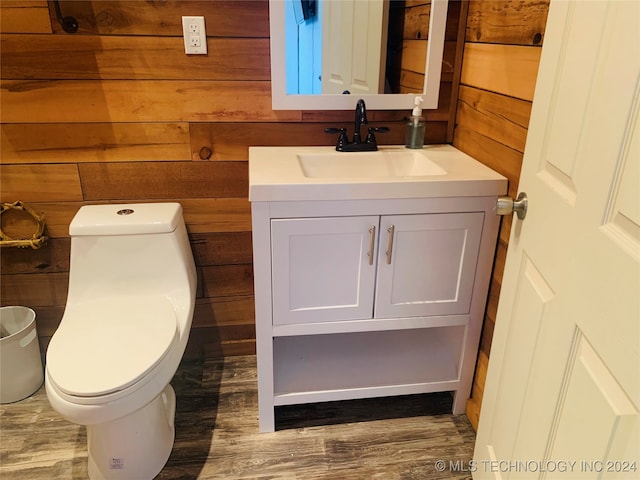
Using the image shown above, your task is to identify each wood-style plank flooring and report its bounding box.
[1,355,475,479]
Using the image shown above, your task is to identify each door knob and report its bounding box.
[496,192,528,220]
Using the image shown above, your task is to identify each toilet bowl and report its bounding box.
[45,203,196,480]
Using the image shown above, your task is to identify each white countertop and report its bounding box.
[249,145,507,202]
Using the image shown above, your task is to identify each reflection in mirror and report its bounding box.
[286,0,424,95]
[270,0,449,110]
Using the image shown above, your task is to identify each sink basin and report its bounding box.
[249,145,508,202]
[297,150,447,178]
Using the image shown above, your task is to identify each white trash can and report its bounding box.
[0,306,44,403]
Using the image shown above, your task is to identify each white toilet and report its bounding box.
[45,203,197,480]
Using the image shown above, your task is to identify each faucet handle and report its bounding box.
[366,126,389,145]
[325,127,349,149]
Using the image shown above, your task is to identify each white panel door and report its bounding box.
[321,0,387,94]
[271,216,379,325]
[474,1,639,479]
[375,213,484,319]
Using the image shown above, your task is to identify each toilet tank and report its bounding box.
[70,203,183,236]
[66,203,197,304]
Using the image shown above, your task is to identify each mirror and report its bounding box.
[270,0,449,110]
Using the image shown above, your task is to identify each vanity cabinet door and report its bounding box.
[374,213,484,319]
[271,216,379,325]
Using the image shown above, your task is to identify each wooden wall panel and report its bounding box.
[0,272,68,307]
[48,0,269,37]
[0,238,70,275]
[456,85,531,152]
[1,80,299,123]
[453,0,550,429]
[180,198,251,234]
[201,265,254,299]
[403,2,430,40]
[1,123,191,163]
[191,232,253,266]
[0,1,51,34]
[466,0,550,45]
[399,41,458,88]
[1,35,269,81]
[193,297,255,329]
[402,40,430,75]
[465,350,488,428]
[0,164,83,202]
[0,0,463,361]
[460,43,541,101]
[78,161,248,200]
[188,297,256,359]
[454,126,524,198]
[189,122,412,161]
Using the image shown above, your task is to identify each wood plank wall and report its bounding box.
[1,1,459,360]
[452,0,550,429]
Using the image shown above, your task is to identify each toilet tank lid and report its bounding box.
[70,203,183,236]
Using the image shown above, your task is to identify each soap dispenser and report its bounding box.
[405,96,425,149]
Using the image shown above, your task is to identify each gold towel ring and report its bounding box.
[0,201,48,249]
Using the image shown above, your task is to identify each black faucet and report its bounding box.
[325,99,388,152]
[352,98,367,144]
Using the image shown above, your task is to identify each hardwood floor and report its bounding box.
[0,355,475,479]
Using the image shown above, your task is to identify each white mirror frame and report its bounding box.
[269,0,449,110]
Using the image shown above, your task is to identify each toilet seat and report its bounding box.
[47,296,178,400]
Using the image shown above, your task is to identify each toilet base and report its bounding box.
[87,384,176,480]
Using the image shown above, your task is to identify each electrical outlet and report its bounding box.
[182,16,207,54]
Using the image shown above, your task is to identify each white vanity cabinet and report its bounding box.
[252,197,502,432]
[271,212,483,325]
[249,145,507,432]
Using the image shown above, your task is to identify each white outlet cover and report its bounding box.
[181,16,207,55]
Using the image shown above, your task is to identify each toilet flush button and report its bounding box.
[117,209,134,215]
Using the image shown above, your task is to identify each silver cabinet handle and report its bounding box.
[496,192,528,220]
[385,225,395,264]
[367,225,376,265]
